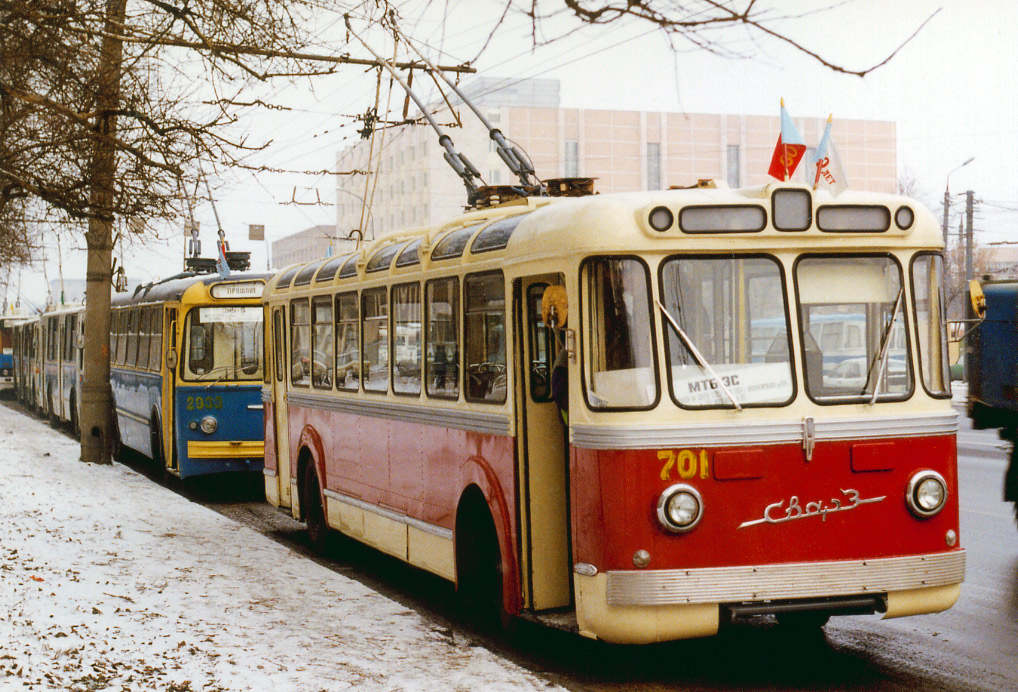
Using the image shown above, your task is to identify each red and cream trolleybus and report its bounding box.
[262,181,963,644]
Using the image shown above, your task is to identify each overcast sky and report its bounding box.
[5,0,1016,309]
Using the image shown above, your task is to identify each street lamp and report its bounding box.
[943,157,974,245]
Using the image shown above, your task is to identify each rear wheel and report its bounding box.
[302,463,330,552]
[455,492,507,631]
[47,390,58,427]
[70,392,80,439]
[150,416,164,470]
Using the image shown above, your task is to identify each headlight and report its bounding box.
[906,470,947,518]
[199,415,218,435]
[656,484,703,532]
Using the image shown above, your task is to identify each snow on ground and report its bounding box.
[0,404,561,692]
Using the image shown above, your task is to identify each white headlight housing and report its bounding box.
[200,415,218,435]
[656,484,703,533]
[906,470,947,518]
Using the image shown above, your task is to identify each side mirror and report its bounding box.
[165,348,178,370]
[969,280,987,319]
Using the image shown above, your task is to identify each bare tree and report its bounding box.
[0,0,933,466]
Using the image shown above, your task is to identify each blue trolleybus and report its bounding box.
[110,270,268,479]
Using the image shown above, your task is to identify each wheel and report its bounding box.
[1003,436,1018,533]
[70,392,80,439]
[47,391,58,428]
[150,416,164,470]
[455,494,508,632]
[302,463,330,552]
[776,611,831,631]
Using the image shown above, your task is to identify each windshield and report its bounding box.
[182,306,263,382]
[660,256,794,408]
[911,254,951,396]
[583,257,657,409]
[795,255,913,402]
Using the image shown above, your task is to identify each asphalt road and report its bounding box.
[8,396,1017,692]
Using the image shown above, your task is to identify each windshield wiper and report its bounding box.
[195,363,246,387]
[656,299,742,412]
[866,287,905,405]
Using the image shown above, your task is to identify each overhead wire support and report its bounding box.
[344,15,484,205]
[398,28,543,194]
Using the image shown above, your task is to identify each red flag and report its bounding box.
[768,101,806,181]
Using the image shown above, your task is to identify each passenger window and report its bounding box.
[116,310,128,365]
[290,300,311,387]
[335,293,360,391]
[426,278,459,399]
[149,307,162,372]
[136,308,151,371]
[362,288,389,393]
[464,272,506,404]
[392,283,422,396]
[126,309,140,368]
[311,296,334,390]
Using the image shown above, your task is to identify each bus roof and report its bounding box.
[265,181,939,296]
[113,271,272,308]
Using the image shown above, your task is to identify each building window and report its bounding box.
[564,140,578,177]
[727,144,741,188]
[489,169,502,185]
[647,142,661,191]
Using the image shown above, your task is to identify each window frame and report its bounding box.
[658,252,797,410]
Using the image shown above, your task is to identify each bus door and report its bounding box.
[162,307,177,472]
[271,306,292,508]
[513,275,571,612]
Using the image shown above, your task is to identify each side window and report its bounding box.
[464,272,506,404]
[136,308,151,371]
[336,293,360,391]
[273,309,284,383]
[290,300,311,387]
[392,283,422,396]
[362,288,389,393]
[149,307,162,371]
[311,295,334,390]
[110,311,119,365]
[126,309,140,368]
[116,310,128,365]
[425,278,459,399]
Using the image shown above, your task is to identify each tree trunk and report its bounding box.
[80,0,127,464]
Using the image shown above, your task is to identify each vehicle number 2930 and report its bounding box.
[658,449,709,481]
[186,395,223,411]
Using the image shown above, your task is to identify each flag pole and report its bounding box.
[814,113,833,190]
[781,98,788,181]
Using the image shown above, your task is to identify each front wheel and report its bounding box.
[302,464,330,552]
[776,611,831,631]
[455,498,509,632]
[1005,437,1018,534]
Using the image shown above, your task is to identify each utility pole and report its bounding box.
[965,190,975,284]
[964,190,975,383]
[943,187,950,247]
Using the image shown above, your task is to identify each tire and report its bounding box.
[47,391,58,428]
[776,611,831,631]
[302,463,330,553]
[70,392,80,440]
[150,416,164,470]
[455,494,508,632]
[1004,437,1018,533]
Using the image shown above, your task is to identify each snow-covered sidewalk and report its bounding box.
[0,404,560,692]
